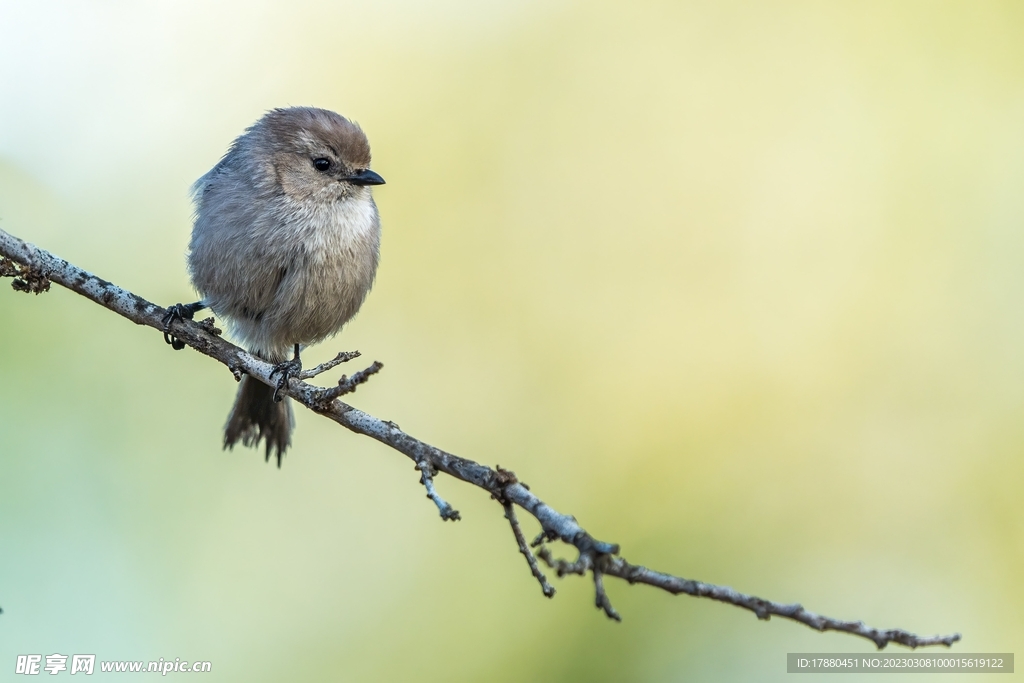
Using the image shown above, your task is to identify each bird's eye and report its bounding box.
[313,158,332,172]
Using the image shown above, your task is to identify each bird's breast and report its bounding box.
[260,194,381,350]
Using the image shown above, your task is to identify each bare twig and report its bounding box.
[593,569,620,622]
[0,227,962,650]
[298,351,362,379]
[312,361,384,408]
[502,502,555,597]
[536,547,589,577]
[416,461,460,521]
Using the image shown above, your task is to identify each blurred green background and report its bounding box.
[2,1,1023,680]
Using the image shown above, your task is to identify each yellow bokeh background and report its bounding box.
[2,1,1023,680]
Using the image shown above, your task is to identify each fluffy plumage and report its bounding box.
[187,107,383,465]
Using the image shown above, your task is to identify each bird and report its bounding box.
[163,107,385,467]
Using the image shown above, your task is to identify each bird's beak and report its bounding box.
[348,169,386,186]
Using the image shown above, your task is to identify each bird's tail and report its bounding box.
[223,349,294,467]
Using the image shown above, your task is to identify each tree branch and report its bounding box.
[0,227,961,649]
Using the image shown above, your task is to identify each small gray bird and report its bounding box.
[164,107,385,466]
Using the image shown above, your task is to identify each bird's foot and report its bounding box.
[269,349,302,403]
[162,301,207,350]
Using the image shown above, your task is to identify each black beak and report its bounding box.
[348,169,386,186]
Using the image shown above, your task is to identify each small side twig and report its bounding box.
[593,568,621,621]
[298,351,362,379]
[502,502,555,597]
[536,546,620,619]
[312,361,384,408]
[417,461,461,521]
[537,546,589,577]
